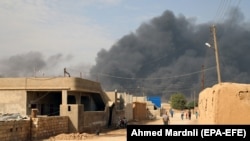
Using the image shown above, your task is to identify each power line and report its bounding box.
[213,0,226,23]
[213,0,242,24]
[94,66,216,81]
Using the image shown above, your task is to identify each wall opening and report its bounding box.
[27,91,62,116]
[67,95,76,104]
[81,96,91,111]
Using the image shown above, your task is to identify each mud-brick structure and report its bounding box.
[198,82,250,124]
[0,77,119,134]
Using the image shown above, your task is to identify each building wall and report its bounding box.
[133,96,146,102]
[198,86,216,124]
[133,102,147,121]
[60,104,110,133]
[124,103,133,121]
[0,90,27,115]
[198,82,250,124]
[81,111,107,133]
[105,91,116,101]
[60,104,83,133]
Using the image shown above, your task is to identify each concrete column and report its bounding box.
[62,90,67,105]
[31,109,38,118]
[115,90,117,110]
[75,94,80,104]
[60,104,83,133]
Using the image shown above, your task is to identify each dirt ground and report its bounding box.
[45,111,198,141]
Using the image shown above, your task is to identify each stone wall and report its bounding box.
[0,120,30,141]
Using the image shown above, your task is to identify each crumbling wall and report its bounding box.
[31,116,68,140]
[198,82,250,124]
[0,120,30,141]
[198,86,217,124]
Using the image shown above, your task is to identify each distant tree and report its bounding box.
[186,100,198,109]
[170,93,187,110]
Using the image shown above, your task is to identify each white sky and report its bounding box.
[0,0,249,75]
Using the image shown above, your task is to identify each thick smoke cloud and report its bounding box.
[90,8,250,100]
[0,52,72,77]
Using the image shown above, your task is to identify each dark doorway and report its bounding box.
[108,104,114,127]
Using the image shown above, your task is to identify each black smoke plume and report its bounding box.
[0,52,72,77]
[90,8,250,100]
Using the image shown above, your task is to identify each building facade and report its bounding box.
[0,77,117,133]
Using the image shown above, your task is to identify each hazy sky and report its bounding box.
[0,0,249,77]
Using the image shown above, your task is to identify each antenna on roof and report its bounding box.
[64,68,71,77]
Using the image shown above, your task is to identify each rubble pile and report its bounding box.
[49,133,93,140]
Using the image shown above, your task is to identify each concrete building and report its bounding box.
[105,91,133,121]
[0,77,119,133]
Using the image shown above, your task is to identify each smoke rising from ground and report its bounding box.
[0,7,249,100]
[90,8,250,99]
[0,52,73,77]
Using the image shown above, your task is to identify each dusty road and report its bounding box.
[48,112,198,141]
[89,112,198,141]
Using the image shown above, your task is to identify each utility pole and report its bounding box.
[142,87,146,101]
[210,25,222,84]
[194,91,195,112]
[142,87,144,97]
[201,65,205,90]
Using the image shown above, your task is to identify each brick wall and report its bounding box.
[0,120,30,141]
[0,116,69,141]
[31,116,68,140]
